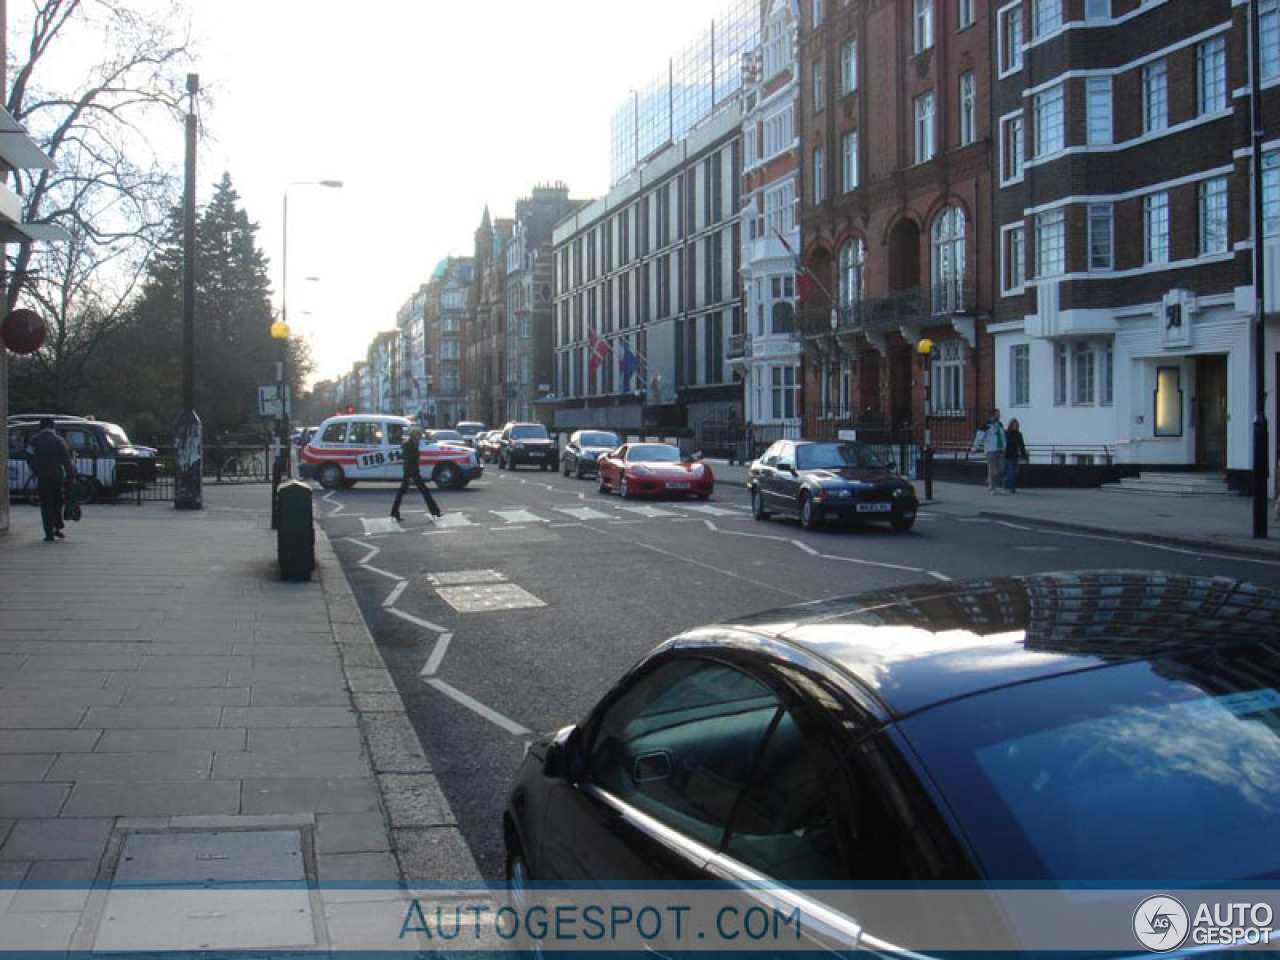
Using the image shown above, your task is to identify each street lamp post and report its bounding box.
[279,180,342,478]
[917,338,934,501]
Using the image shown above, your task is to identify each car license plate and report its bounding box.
[529,451,545,457]
[667,482,690,489]
[856,502,892,513]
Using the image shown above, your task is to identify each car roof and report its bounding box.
[320,414,411,425]
[673,572,1280,721]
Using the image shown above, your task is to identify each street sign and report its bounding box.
[258,384,291,418]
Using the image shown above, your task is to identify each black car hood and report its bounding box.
[804,467,900,483]
[716,572,1280,717]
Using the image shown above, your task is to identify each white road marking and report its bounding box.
[927,571,953,582]
[554,506,614,521]
[383,581,409,607]
[492,509,547,524]
[387,608,449,634]
[631,540,807,600]
[427,678,530,736]
[419,632,453,677]
[345,539,380,565]
[360,564,405,583]
[674,503,741,516]
[432,513,475,528]
[616,505,679,518]
[550,522,584,528]
[996,521,1035,531]
[361,517,402,536]
[323,491,345,517]
[436,583,547,613]
[790,541,820,556]
[428,570,506,586]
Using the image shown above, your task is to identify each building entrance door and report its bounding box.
[1194,355,1227,470]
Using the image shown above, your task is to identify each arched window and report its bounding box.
[838,238,865,324]
[931,207,966,314]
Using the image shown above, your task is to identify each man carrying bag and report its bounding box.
[24,418,76,541]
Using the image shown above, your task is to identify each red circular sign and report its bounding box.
[1,309,46,355]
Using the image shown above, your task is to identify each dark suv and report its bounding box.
[497,421,557,471]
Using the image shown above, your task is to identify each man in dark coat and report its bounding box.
[25,418,76,541]
[391,427,443,522]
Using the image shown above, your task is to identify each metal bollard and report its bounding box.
[276,480,315,581]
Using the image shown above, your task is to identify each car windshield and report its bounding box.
[795,442,886,471]
[457,424,484,436]
[511,425,548,440]
[902,645,1280,887]
[628,445,681,463]
[580,432,620,447]
[432,431,463,441]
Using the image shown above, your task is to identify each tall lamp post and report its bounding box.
[279,179,342,477]
[917,338,934,501]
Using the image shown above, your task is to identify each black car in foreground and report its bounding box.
[504,572,1280,956]
[497,421,557,471]
[560,429,621,478]
[749,439,918,531]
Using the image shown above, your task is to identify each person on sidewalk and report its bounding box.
[972,409,1007,494]
[24,418,76,541]
[391,427,442,522]
[1004,418,1028,493]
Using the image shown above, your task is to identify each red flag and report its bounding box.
[588,329,607,376]
[796,272,814,306]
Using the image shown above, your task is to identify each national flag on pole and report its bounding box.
[588,329,608,376]
[619,340,639,391]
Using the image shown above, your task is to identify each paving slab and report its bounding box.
[0,730,100,754]
[220,706,356,728]
[0,783,70,817]
[94,728,245,753]
[316,812,393,855]
[240,777,380,815]
[120,687,250,707]
[247,726,363,754]
[60,780,239,817]
[0,754,55,781]
[0,818,113,861]
[10,859,95,913]
[46,751,213,782]
[80,706,223,729]
[212,750,370,780]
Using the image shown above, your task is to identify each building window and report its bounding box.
[763,106,793,159]
[1011,344,1030,406]
[959,72,976,145]
[769,366,797,420]
[1054,343,1068,406]
[838,238,866,319]
[1086,77,1112,145]
[1034,84,1065,157]
[813,59,825,111]
[1143,60,1168,133]
[520,356,530,385]
[770,276,795,335]
[842,131,859,192]
[1002,113,1025,183]
[1199,178,1228,255]
[914,0,934,53]
[763,15,790,80]
[931,206,966,314]
[840,39,857,95]
[1073,343,1096,405]
[935,339,965,414]
[764,181,795,239]
[1265,151,1279,237]
[915,92,935,164]
[1101,340,1114,406]
[1197,36,1226,116]
[1085,0,1109,19]
[1036,208,1065,278]
[1088,203,1113,271]
[1002,224,1025,294]
[1154,366,1182,436]
[958,0,975,29]
[1000,4,1024,74]
[813,146,826,204]
[1145,192,1169,265]
[1033,0,1062,38]
[1264,0,1280,80]
[813,0,824,28]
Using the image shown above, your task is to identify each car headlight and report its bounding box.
[514,442,525,449]
[893,485,913,498]
[689,464,703,476]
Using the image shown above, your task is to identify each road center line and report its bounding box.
[427,678,529,736]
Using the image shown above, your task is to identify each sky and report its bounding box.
[184,0,733,386]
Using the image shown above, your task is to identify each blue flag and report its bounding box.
[620,340,639,391]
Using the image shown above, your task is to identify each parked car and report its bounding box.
[504,571,1280,954]
[560,430,621,479]
[425,428,468,448]
[454,421,487,447]
[596,442,713,499]
[299,413,483,490]
[496,421,557,471]
[748,439,918,532]
[476,430,503,464]
[7,416,157,503]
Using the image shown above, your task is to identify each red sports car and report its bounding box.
[596,442,714,500]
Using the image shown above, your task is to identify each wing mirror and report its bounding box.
[777,460,796,474]
[542,724,586,780]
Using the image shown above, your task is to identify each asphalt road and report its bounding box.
[316,466,1280,881]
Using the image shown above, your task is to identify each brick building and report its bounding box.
[798,0,994,450]
[467,208,513,428]
[990,0,1280,483]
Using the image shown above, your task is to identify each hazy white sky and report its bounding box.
[189,0,731,385]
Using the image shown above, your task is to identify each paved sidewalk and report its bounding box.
[0,484,482,954]
[709,461,1280,559]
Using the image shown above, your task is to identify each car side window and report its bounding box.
[349,421,384,446]
[387,423,406,445]
[588,658,781,849]
[64,428,102,456]
[8,428,27,457]
[320,422,347,444]
[723,708,849,883]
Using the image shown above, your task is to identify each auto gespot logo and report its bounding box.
[1134,896,1274,952]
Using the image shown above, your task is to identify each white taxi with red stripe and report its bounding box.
[299,414,483,490]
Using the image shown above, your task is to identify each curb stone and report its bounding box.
[314,527,485,888]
